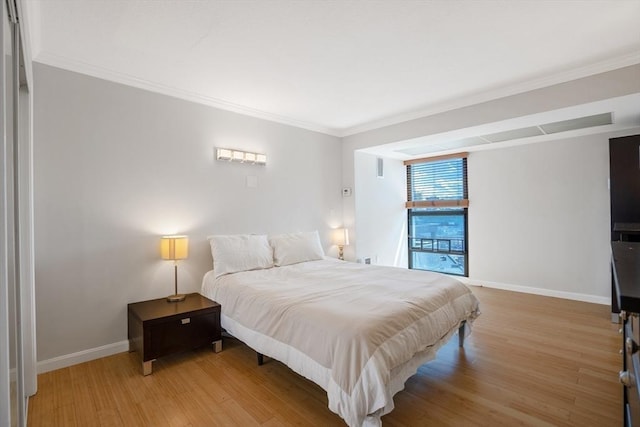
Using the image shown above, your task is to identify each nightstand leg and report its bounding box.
[213,339,222,353]
[143,360,153,376]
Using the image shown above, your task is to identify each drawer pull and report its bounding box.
[181,318,191,325]
[627,337,639,354]
[620,370,635,387]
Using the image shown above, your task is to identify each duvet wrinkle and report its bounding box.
[202,259,480,427]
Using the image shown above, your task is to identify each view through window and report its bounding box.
[405,154,468,276]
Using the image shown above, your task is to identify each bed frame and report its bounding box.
[256,320,467,366]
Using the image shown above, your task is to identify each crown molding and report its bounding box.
[339,51,640,137]
[34,50,640,140]
[33,51,341,137]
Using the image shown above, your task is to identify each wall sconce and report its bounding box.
[216,147,267,165]
[333,228,350,261]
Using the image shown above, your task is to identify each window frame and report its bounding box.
[407,209,469,276]
[405,152,469,277]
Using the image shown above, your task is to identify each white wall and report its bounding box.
[342,66,640,262]
[31,60,640,367]
[33,63,343,364]
[353,152,407,266]
[343,65,640,149]
[467,132,629,302]
[350,131,628,303]
[343,65,640,303]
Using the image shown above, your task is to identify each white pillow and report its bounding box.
[269,231,325,266]
[209,234,273,278]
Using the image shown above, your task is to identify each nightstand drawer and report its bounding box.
[145,310,220,360]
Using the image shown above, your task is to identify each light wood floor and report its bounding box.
[28,286,622,426]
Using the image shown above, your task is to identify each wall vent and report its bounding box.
[395,112,613,156]
[539,112,613,134]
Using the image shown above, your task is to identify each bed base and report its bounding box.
[256,320,467,366]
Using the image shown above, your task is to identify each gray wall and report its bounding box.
[32,60,640,364]
[466,131,626,301]
[343,65,640,302]
[353,152,407,267]
[350,129,633,302]
[33,63,343,362]
[343,65,640,149]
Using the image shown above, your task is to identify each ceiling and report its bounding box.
[21,0,640,139]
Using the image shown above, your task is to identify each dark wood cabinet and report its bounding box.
[611,135,640,425]
[610,134,640,242]
[610,134,640,318]
[612,242,640,426]
[128,293,222,375]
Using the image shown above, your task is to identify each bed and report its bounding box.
[201,232,480,427]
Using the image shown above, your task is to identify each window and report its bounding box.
[405,153,468,276]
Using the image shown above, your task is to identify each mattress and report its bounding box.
[201,258,480,426]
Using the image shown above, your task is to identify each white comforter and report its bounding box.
[201,259,480,426]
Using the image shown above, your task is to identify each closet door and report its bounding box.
[1,0,30,425]
[1,0,19,426]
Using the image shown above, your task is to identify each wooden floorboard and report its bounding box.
[27,286,622,426]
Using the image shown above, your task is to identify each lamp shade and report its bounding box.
[333,228,350,246]
[160,235,189,260]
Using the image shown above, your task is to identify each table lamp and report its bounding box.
[334,228,350,261]
[160,235,188,302]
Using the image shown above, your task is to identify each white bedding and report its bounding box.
[201,258,480,426]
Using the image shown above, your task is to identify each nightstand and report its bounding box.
[127,293,222,375]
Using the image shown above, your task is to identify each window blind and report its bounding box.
[405,153,468,208]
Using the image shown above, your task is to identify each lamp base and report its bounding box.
[166,294,186,302]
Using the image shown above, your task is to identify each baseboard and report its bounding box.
[34,279,609,374]
[37,340,129,374]
[457,277,610,305]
